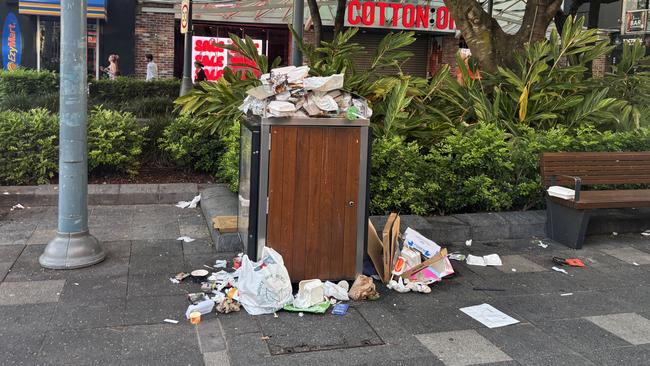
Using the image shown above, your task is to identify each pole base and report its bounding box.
[180,76,193,97]
[39,231,106,270]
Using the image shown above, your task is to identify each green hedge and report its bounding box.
[0,107,147,185]
[89,78,181,101]
[0,69,58,96]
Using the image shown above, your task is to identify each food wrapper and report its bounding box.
[303,74,344,92]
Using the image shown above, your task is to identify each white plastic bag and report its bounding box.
[323,281,349,301]
[237,247,293,315]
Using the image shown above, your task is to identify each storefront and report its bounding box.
[1,0,136,76]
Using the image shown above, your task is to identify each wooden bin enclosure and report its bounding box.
[238,116,369,282]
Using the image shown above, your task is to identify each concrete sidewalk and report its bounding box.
[1,202,650,365]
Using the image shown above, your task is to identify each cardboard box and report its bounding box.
[367,213,400,284]
[212,216,238,233]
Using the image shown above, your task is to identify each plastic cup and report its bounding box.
[189,311,201,325]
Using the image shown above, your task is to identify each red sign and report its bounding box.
[345,0,455,32]
[192,36,262,81]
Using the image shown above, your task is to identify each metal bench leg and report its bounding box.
[546,198,590,249]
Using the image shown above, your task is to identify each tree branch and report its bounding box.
[306,0,323,46]
[333,0,347,36]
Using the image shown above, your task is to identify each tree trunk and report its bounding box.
[333,0,347,36]
[306,0,323,46]
[445,0,562,73]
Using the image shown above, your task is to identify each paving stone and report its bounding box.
[600,247,650,265]
[182,238,216,256]
[180,224,211,239]
[118,184,159,205]
[218,308,263,337]
[603,287,650,313]
[204,351,230,366]
[585,344,650,366]
[585,313,650,345]
[495,255,547,273]
[91,226,133,242]
[416,329,513,366]
[129,223,180,241]
[197,317,227,353]
[51,297,126,329]
[38,327,124,366]
[469,271,584,297]
[516,353,596,366]
[0,224,36,245]
[58,275,127,303]
[64,255,130,280]
[2,245,67,282]
[88,184,121,205]
[476,323,574,361]
[129,254,184,275]
[121,324,200,359]
[131,239,183,257]
[536,318,631,353]
[0,244,25,262]
[0,186,36,207]
[0,332,46,366]
[120,352,205,366]
[104,240,132,258]
[125,295,188,325]
[0,262,11,280]
[127,273,193,298]
[392,304,488,335]
[490,291,636,323]
[26,228,57,245]
[0,280,65,305]
[0,303,57,333]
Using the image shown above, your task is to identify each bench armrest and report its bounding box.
[550,174,582,201]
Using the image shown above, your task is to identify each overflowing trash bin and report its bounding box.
[237,66,371,282]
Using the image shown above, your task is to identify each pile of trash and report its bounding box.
[239,65,372,120]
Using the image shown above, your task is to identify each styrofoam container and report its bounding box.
[296,279,324,308]
[547,186,576,200]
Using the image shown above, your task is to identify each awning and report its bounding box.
[19,0,107,19]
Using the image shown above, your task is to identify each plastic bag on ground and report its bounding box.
[237,247,293,315]
[348,275,379,301]
[323,281,350,301]
[185,299,215,319]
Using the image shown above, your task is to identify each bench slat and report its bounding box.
[550,189,650,209]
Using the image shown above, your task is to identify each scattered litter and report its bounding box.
[449,253,466,261]
[553,257,585,267]
[332,303,349,316]
[284,301,331,314]
[404,228,442,258]
[2,191,8,195]
[203,265,213,269]
[175,272,190,281]
[176,194,201,209]
[233,253,243,270]
[186,299,215,319]
[552,266,569,275]
[216,298,241,314]
[642,230,650,237]
[473,287,506,292]
[348,275,380,301]
[10,204,24,211]
[214,260,227,269]
[293,279,324,309]
[547,186,575,200]
[188,292,208,304]
[633,262,640,266]
[169,278,180,284]
[367,214,400,283]
[177,236,195,243]
[466,254,502,267]
[511,268,517,272]
[298,312,304,317]
[465,239,473,247]
[536,240,549,249]
[460,303,520,329]
[163,319,179,324]
[612,232,619,236]
[238,247,293,315]
[189,311,202,325]
[387,277,431,294]
[323,280,350,301]
[560,293,574,296]
[73,283,79,286]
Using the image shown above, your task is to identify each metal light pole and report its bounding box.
[291,0,304,66]
[40,0,105,269]
[180,0,194,96]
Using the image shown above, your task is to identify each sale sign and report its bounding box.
[345,0,455,33]
[191,36,263,81]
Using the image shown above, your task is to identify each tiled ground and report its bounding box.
[1,205,650,365]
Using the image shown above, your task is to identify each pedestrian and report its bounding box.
[101,54,120,80]
[145,54,159,81]
[194,61,207,82]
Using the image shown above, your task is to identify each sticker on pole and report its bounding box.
[180,0,190,34]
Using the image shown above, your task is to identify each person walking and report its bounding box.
[194,61,207,82]
[145,54,159,81]
[101,54,120,80]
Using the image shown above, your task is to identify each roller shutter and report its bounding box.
[351,30,430,77]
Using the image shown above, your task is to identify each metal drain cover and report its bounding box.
[260,307,384,355]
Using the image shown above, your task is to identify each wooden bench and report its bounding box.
[540,152,650,249]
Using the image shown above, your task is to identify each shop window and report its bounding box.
[39,18,99,76]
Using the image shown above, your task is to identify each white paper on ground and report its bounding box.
[560,293,573,296]
[10,203,24,211]
[163,319,179,324]
[460,303,520,329]
[177,236,195,243]
[466,254,502,267]
[642,230,650,237]
[552,266,568,275]
[176,194,201,209]
[214,260,227,268]
[404,228,441,258]
[465,239,473,247]
[466,255,487,266]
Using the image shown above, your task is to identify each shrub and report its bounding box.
[87,107,146,176]
[0,109,59,185]
[158,114,224,174]
[0,93,59,113]
[218,121,240,192]
[0,69,58,97]
[89,78,180,102]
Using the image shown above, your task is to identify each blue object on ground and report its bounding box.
[332,303,349,316]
